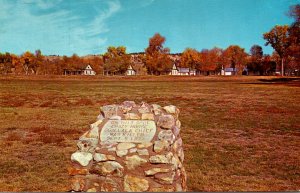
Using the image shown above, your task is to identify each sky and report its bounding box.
[0,0,299,56]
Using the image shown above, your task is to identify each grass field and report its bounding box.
[0,75,299,191]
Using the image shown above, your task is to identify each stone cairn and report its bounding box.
[69,101,187,192]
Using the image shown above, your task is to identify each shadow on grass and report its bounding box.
[239,77,300,87]
[257,77,300,83]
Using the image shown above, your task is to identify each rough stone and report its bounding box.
[153,109,162,116]
[157,115,175,129]
[149,153,172,164]
[71,151,93,166]
[124,175,149,192]
[124,113,140,120]
[125,155,147,170]
[86,126,100,139]
[110,115,122,120]
[163,105,177,114]
[154,172,175,185]
[137,142,153,148]
[151,187,174,192]
[116,150,128,157]
[97,113,105,121]
[151,104,161,111]
[78,128,99,152]
[129,148,137,153]
[108,147,116,152]
[87,187,97,192]
[68,167,89,175]
[178,148,184,162]
[138,102,150,114]
[176,120,181,128]
[120,101,136,113]
[137,149,149,156]
[176,183,183,192]
[170,155,182,170]
[77,140,97,152]
[145,168,170,176]
[120,105,132,113]
[153,140,170,153]
[100,177,121,192]
[117,142,136,150]
[100,141,118,147]
[122,101,136,108]
[107,155,116,160]
[172,126,180,138]
[100,105,118,118]
[71,177,85,191]
[152,104,162,115]
[90,119,103,130]
[94,161,124,177]
[158,130,175,143]
[141,113,155,120]
[173,138,183,152]
[138,107,150,114]
[93,153,107,162]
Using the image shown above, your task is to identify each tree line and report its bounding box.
[0,4,299,76]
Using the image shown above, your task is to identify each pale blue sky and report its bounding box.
[0,0,299,56]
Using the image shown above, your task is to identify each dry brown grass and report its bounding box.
[0,75,299,191]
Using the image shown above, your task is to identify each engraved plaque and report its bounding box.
[100,120,156,142]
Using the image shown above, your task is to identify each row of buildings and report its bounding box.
[64,64,241,76]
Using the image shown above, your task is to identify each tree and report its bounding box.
[250,45,263,59]
[34,49,44,74]
[263,25,290,76]
[248,45,264,74]
[20,51,35,75]
[145,33,172,75]
[287,4,300,74]
[0,52,12,74]
[199,47,223,75]
[11,54,22,74]
[180,48,200,69]
[261,54,276,75]
[103,46,131,75]
[222,45,248,75]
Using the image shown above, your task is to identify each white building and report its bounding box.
[63,64,96,75]
[169,64,196,76]
[83,64,96,75]
[221,66,237,76]
[126,65,136,76]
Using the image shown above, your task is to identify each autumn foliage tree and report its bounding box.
[0,52,13,74]
[247,45,264,74]
[145,33,172,75]
[103,46,131,75]
[180,48,200,69]
[199,47,223,75]
[287,4,300,75]
[222,45,248,75]
[20,51,36,75]
[263,25,290,76]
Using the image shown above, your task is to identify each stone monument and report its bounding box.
[69,101,187,192]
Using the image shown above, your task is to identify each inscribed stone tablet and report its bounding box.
[100,120,156,143]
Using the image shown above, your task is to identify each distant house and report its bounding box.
[242,66,249,75]
[64,64,96,75]
[221,66,238,76]
[126,65,136,76]
[169,64,196,76]
[83,65,96,75]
